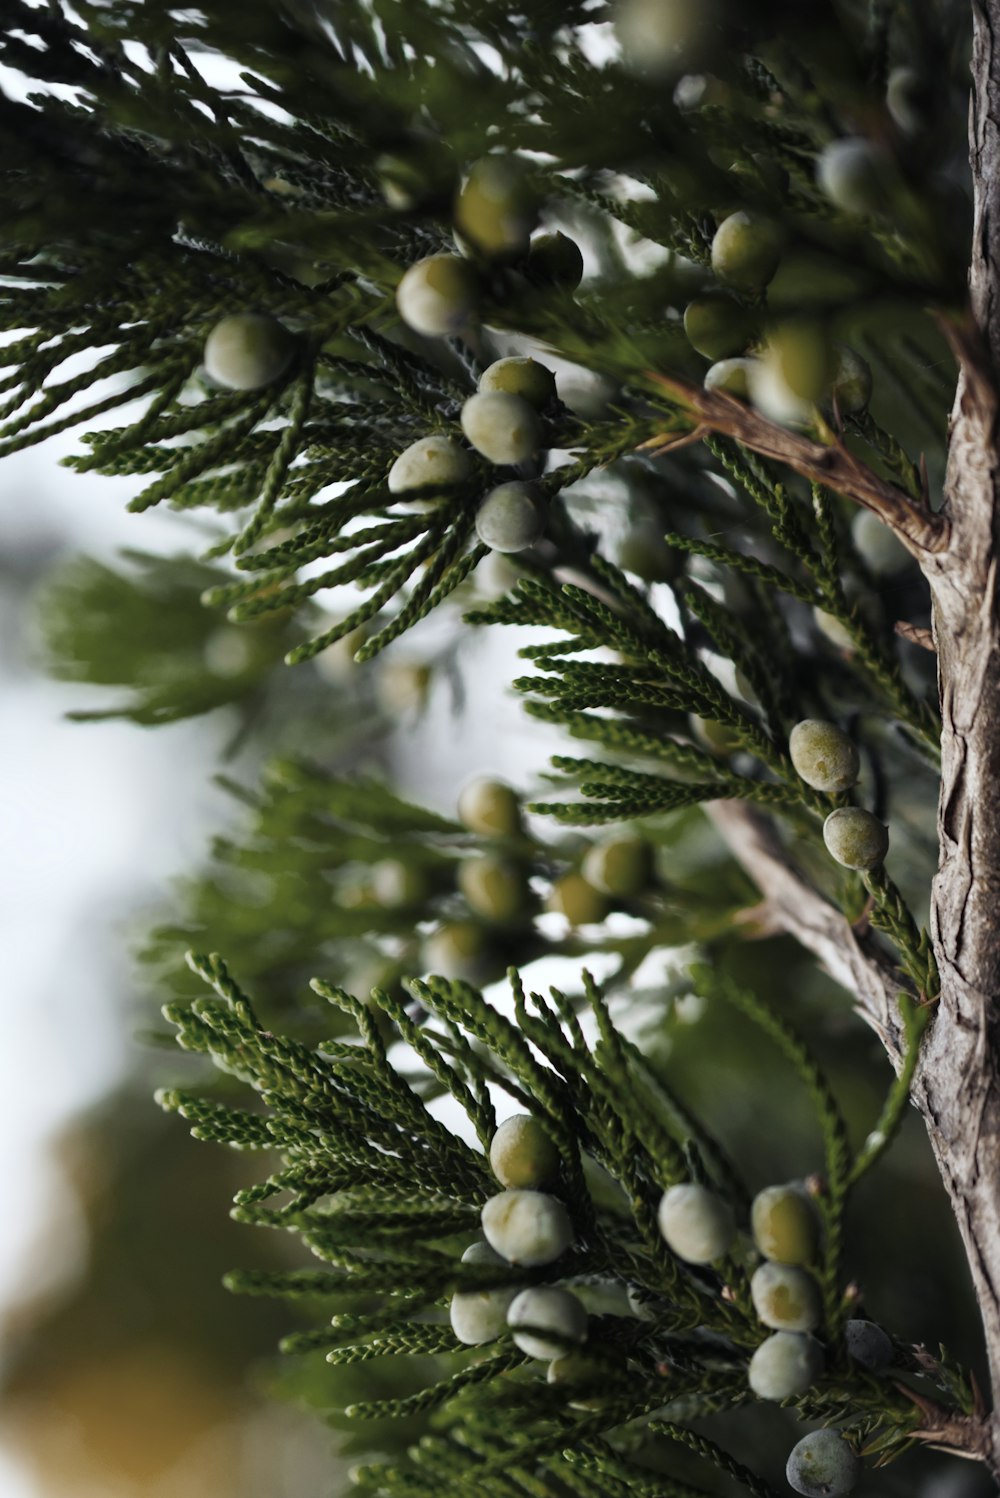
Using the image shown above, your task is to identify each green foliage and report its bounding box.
[37,549,304,725]
[468,548,936,997]
[0,0,965,672]
[157,952,967,1495]
[141,753,762,1027]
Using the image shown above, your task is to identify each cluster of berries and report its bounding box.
[386,354,556,555]
[658,1176,891,1495]
[450,1116,593,1391]
[391,156,584,555]
[789,720,889,872]
[684,214,873,428]
[353,779,657,987]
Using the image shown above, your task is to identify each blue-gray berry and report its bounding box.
[786,1429,860,1497]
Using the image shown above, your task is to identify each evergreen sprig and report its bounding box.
[1,0,966,677]
[155,952,971,1497]
[470,547,935,1000]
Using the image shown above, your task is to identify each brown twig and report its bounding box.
[895,620,936,651]
[640,372,950,557]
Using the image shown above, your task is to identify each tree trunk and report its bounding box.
[911,1,1000,1473]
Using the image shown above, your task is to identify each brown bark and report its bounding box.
[706,801,910,1064]
[914,3,1000,1471]
[642,374,949,558]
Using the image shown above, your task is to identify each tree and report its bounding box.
[4,0,1000,1492]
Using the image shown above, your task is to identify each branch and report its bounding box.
[708,799,1000,1473]
[706,800,910,1066]
[641,372,949,558]
[895,620,936,652]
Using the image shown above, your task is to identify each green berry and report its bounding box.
[789,720,860,794]
[748,354,813,426]
[387,435,472,495]
[616,0,720,75]
[371,858,428,909]
[765,322,833,403]
[748,1331,825,1401]
[582,834,652,898]
[526,231,584,289]
[617,520,682,582]
[507,1286,587,1360]
[816,138,888,215]
[375,658,432,716]
[711,211,783,294]
[455,156,536,259]
[887,67,927,135]
[203,312,295,391]
[458,855,531,925]
[479,356,556,409]
[449,1242,520,1345]
[457,777,522,838]
[460,391,543,465]
[396,253,480,338]
[786,1430,860,1498]
[813,584,883,653]
[423,921,491,982]
[658,1183,735,1264]
[813,607,855,653]
[704,357,754,399]
[546,872,609,926]
[844,1318,892,1372]
[684,293,755,361]
[751,1263,822,1333]
[490,1114,561,1189]
[559,369,618,419]
[751,1184,820,1266]
[823,807,889,871]
[546,1351,612,1410]
[481,1189,574,1266]
[475,481,545,553]
[851,510,910,577]
[829,344,872,414]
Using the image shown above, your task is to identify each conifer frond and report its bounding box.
[37,550,305,724]
[155,952,971,1494]
[2,0,963,671]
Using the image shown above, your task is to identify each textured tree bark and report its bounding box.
[914,2,1000,1472]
